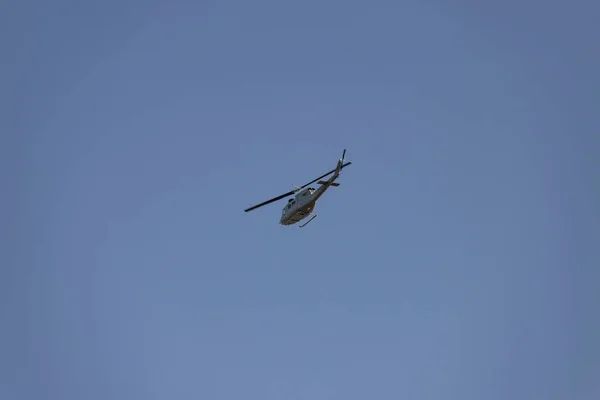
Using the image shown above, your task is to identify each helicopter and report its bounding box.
[244,149,352,227]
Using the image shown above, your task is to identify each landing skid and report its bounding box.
[299,214,317,228]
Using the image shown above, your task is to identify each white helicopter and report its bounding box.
[244,149,352,227]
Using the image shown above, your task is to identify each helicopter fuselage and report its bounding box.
[280,187,317,226]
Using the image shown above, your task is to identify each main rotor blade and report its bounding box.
[244,190,296,212]
[243,161,351,213]
[299,161,352,188]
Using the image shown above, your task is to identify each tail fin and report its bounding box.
[335,149,346,175]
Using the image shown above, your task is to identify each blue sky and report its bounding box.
[2,0,599,399]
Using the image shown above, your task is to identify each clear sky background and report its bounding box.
[2,0,599,399]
